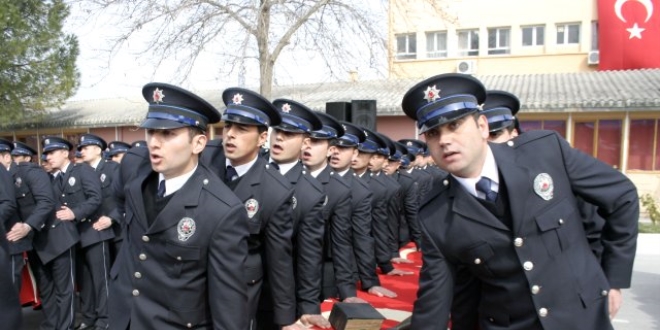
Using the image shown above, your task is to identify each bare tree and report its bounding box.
[78,0,391,98]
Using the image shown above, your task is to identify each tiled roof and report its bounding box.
[4,69,660,130]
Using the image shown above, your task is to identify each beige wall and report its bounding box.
[389,0,598,77]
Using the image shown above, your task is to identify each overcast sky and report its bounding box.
[64,2,388,102]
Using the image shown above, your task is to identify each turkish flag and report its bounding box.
[598,0,660,70]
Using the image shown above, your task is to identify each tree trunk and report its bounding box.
[257,0,273,99]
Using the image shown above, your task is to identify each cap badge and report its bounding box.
[245,198,259,219]
[423,85,441,103]
[232,93,244,105]
[533,173,554,201]
[292,196,297,210]
[152,88,165,103]
[282,103,292,113]
[68,177,76,187]
[81,136,86,142]
[406,141,413,147]
[342,124,347,131]
[135,142,142,147]
[177,217,196,242]
[45,139,50,145]
[364,130,369,137]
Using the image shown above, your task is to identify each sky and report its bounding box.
[64,1,388,102]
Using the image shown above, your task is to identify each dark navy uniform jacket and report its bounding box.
[8,162,55,254]
[412,131,639,330]
[109,147,249,329]
[78,160,117,247]
[0,167,21,329]
[34,163,101,264]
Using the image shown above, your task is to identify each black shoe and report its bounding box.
[75,323,92,330]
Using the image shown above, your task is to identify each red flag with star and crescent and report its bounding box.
[598,0,660,70]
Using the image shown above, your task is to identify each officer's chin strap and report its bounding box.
[387,316,411,330]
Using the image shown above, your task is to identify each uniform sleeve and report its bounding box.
[351,189,380,290]
[70,165,103,221]
[209,202,250,329]
[23,167,56,230]
[295,192,326,316]
[99,163,119,219]
[411,231,454,330]
[371,185,395,274]
[265,187,296,325]
[331,188,357,299]
[0,169,17,227]
[557,134,639,288]
[403,179,421,249]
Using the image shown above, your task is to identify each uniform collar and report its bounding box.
[309,163,327,178]
[158,164,198,197]
[269,158,298,175]
[226,155,258,178]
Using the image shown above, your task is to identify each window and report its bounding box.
[396,33,417,60]
[522,25,545,46]
[458,29,479,56]
[557,23,580,45]
[591,21,598,50]
[574,120,622,169]
[426,31,448,58]
[487,27,510,55]
[628,119,660,171]
[519,120,566,138]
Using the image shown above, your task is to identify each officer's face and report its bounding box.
[0,152,11,169]
[383,160,400,175]
[111,153,125,164]
[147,127,206,180]
[488,127,518,143]
[351,152,371,173]
[301,138,330,171]
[80,145,102,163]
[368,154,387,172]
[222,122,267,166]
[423,114,489,178]
[12,155,31,164]
[269,129,306,164]
[329,145,357,172]
[47,149,71,171]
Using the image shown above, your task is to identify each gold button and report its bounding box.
[474,258,482,265]
[531,285,540,294]
[514,237,523,247]
[139,253,147,261]
[142,235,149,242]
[132,289,140,296]
[539,308,548,317]
[134,272,142,279]
[523,261,534,271]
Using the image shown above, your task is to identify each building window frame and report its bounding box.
[395,33,417,60]
[522,25,545,47]
[556,22,580,45]
[426,31,448,58]
[457,29,479,57]
[487,27,511,55]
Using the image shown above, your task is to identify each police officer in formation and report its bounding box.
[404,73,638,330]
[1,163,22,330]
[108,83,249,329]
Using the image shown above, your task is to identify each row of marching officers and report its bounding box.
[0,82,432,330]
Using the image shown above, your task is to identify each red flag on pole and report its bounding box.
[598,0,660,70]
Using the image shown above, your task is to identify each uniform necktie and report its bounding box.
[476,176,498,202]
[225,166,238,184]
[157,180,166,198]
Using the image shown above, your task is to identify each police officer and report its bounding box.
[75,134,118,330]
[0,165,22,329]
[404,73,639,330]
[481,90,521,143]
[1,141,56,294]
[329,122,397,301]
[107,141,131,164]
[300,112,352,313]
[260,99,326,329]
[202,87,296,329]
[108,83,249,330]
[34,136,102,330]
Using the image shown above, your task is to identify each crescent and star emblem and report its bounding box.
[614,0,654,39]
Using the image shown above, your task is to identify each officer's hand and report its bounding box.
[386,268,414,276]
[56,206,75,221]
[343,296,369,303]
[93,216,113,231]
[6,222,31,241]
[281,323,305,330]
[300,314,331,328]
[368,286,397,298]
[391,257,414,264]
[608,288,623,319]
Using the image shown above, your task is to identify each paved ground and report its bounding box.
[19,235,660,329]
